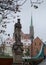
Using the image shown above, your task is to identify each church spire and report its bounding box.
[30,14,33,26]
[30,15,34,43]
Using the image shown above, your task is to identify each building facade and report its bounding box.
[4,37,14,56]
[30,37,43,57]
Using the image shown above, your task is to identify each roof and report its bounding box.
[5,37,15,45]
[5,38,13,42]
[21,31,30,39]
[34,37,43,43]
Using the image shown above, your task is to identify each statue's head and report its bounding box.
[17,19,20,24]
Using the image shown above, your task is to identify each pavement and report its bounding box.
[38,59,46,65]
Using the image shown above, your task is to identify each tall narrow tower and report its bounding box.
[30,15,34,57]
[30,15,34,43]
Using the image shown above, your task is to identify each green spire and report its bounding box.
[30,15,33,26]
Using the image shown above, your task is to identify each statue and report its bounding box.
[14,19,21,43]
[12,19,23,65]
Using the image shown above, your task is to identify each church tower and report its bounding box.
[30,15,34,43]
[30,15,34,57]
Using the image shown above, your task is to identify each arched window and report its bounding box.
[39,43,41,45]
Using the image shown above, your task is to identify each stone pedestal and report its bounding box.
[12,42,23,65]
[12,42,23,63]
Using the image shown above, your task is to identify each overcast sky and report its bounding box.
[1,0,46,43]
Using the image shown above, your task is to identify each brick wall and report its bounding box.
[0,58,13,65]
[30,37,43,57]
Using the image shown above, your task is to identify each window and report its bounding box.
[9,42,10,44]
[39,43,41,45]
[7,42,8,44]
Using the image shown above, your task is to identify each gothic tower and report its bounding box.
[30,15,34,43]
[30,15,34,57]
